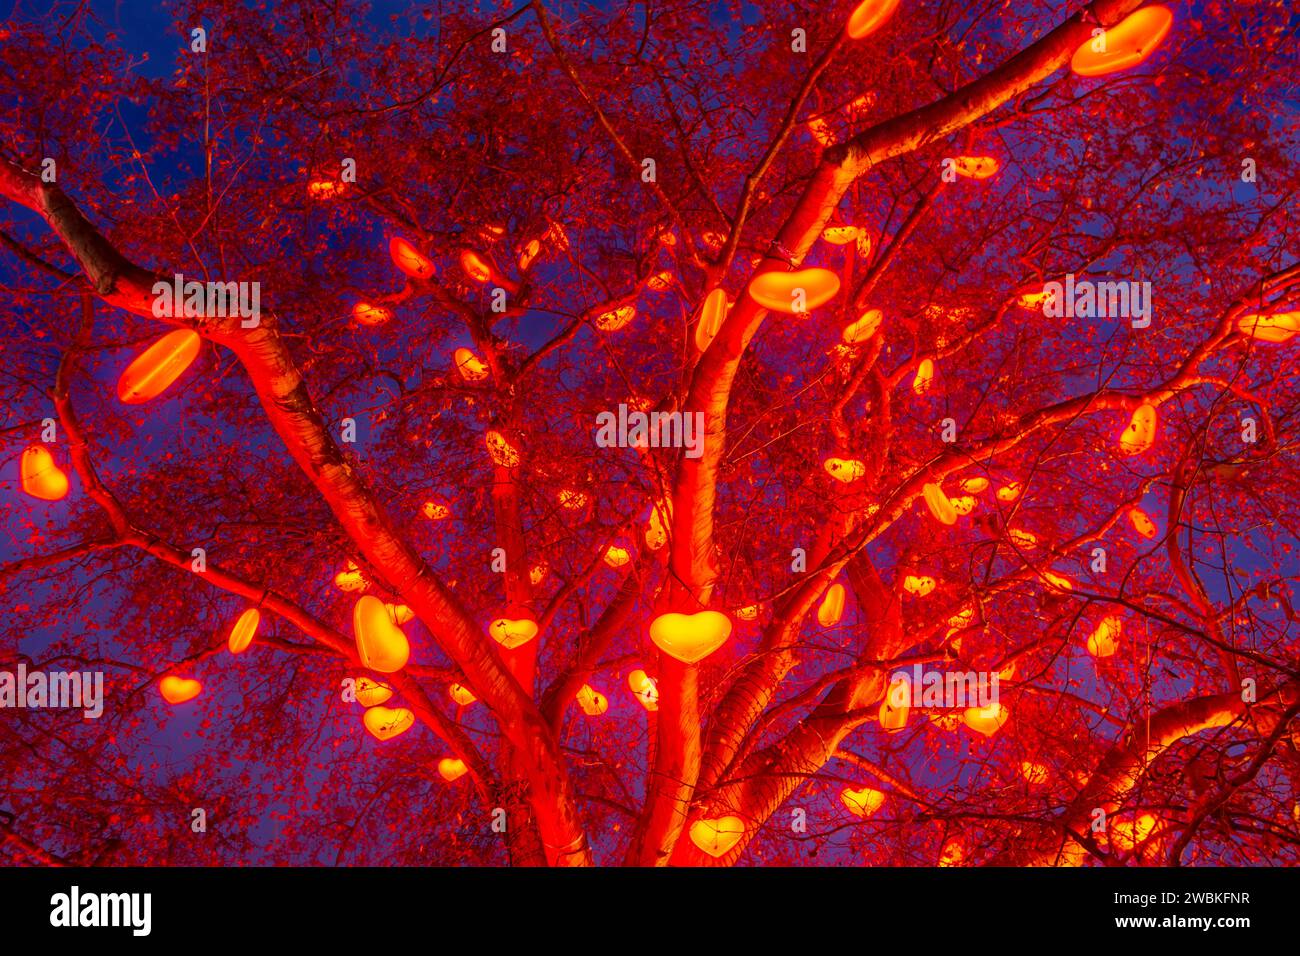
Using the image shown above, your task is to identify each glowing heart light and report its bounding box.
[1237,311,1300,343]
[307,178,344,199]
[842,309,882,345]
[1020,761,1049,786]
[645,499,672,551]
[912,358,935,395]
[1129,507,1158,539]
[603,545,632,569]
[1070,5,1174,77]
[695,288,728,352]
[159,676,201,705]
[529,562,549,585]
[950,495,976,516]
[19,446,69,501]
[595,305,636,332]
[363,706,414,741]
[1087,616,1122,658]
[824,457,866,483]
[689,816,745,858]
[459,249,493,284]
[490,607,539,649]
[422,501,450,520]
[576,684,608,716]
[485,429,521,468]
[748,268,840,314]
[448,683,477,706]
[840,786,886,817]
[1119,404,1158,455]
[1041,570,1074,591]
[878,695,908,732]
[922,482,957,525]
[438,757,468,782]
[903,575,936,597]
[334,561,366,592]
[1007,529,1038,549]
[845,0,902,39]
[352,302,392,326]
[628,669,659,711]
[951,156,999,180]
[454,348,489,382]
[1111,813,1159,853]
[356,677,393,707]
[518,238,542,271]
[939,840,965,867]
[996,482,1022,502]
[354,595,411,673]
[963,702,1009,737]
[386,604,414,625]
[227,608,260,655]
[389,236,435,279]
[649,610,732,664]
[558,489,589,511]
[821,225,860,245]
[817,583,846,627]
[960,476,989,494]
[117,329,202,404]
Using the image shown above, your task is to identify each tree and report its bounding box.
[1,0,1297,868]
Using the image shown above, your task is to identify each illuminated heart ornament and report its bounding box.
[422,501,450,520]
[960,476,989,494]
[19,445,69,501]
[689,816,746,858]
[845,0,902,40]
[448,683,477,706]
[159,676,201,704]
[595,304,636,332]
[748,268,840,314]
[912,358,935,394]
[227,608,259,655]
[963,702,1009,737]
[842,309,882,345]
[996,482,1022,502]
[334,561,367,592]
[824,457,866,483]
[1119,404,1158,455]
[628,669,659,711]
[352,302,392,326]
[1237,311,1299,343]
[821,225,860,245]
[1070,5,1174,77]
[490,615,539,649]
[903,575,936,597]
[389,236,435,279]
[386,604,415,625]
[840,786,886,817]
[576,684,608,716]
[695,288,728,352]
[950,495,976,516]
[438,757,468,782]
[1087,616,1122,659]
[117,329,202,404]
[363,706,414,741]
[817,583,846,627]
[453,347,489,382]
[485,429,521,468]
[649,610,732,664]
[951,156,999,180]
[459,249,493,284]
[353,595,411,673]
[922,482,957,525]
[356,677,393,708]
[603,545,632,568]
[1129,507,1158,539]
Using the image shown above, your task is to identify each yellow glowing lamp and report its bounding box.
[647,270,673,292]
[307,178,344,199]
[448,683,477,706]
[689,816,745,858]
[227,608,260,655]
[529,562,549,585]
[963,702,1009,737]
[356,677,392,707]
[845,0,902,39]
[1020,761,1048,786]
[1041,570,1074,591]
[438,757,468,782]
[922,482,957,525]
[842,309,883,345]
[1087,616,1122,658]
[903,575,936,597]
[352,302,392,326]
[1071,6,1174,77]
[386,604,414,625]
[485,429,521,468]
[645,499,672,551]
[824,457,867,483]
[951,156,1000,180]
[649,610,732,664]
[117,329,202,404]
[595,304,636,332]
[576,684,608,716]
[1007,528,1038,548]
[454,347,489,382]
[748,268,841,314]
[938,840,965,866]
[840,786,886,817]
[422,501,450,520]
[1119,404,1158,455]
[558,489,589,511]
[1237,311,1300,344]
[490,608,539,650]
[821,225,860,245]
[363,706,414,741]
[1111,813,1159,853]
[354,594,411,673]
[628,669,659,711]
[159,676,201,705]
[879,696,909,732]
[518,238,542,271]
[960,476,989,494]
[604,545,632,568]
[389,236,435,279]
[912,358,935,395]
[459,249,493,284]
[817,583,846,627]
[1129,507,1158,539]
[695,288,729,352]
[19,445,69,501]
[996,482,1022,502]
[950,495,976,516]
[735,604,759,621]
[334,561,367,592]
